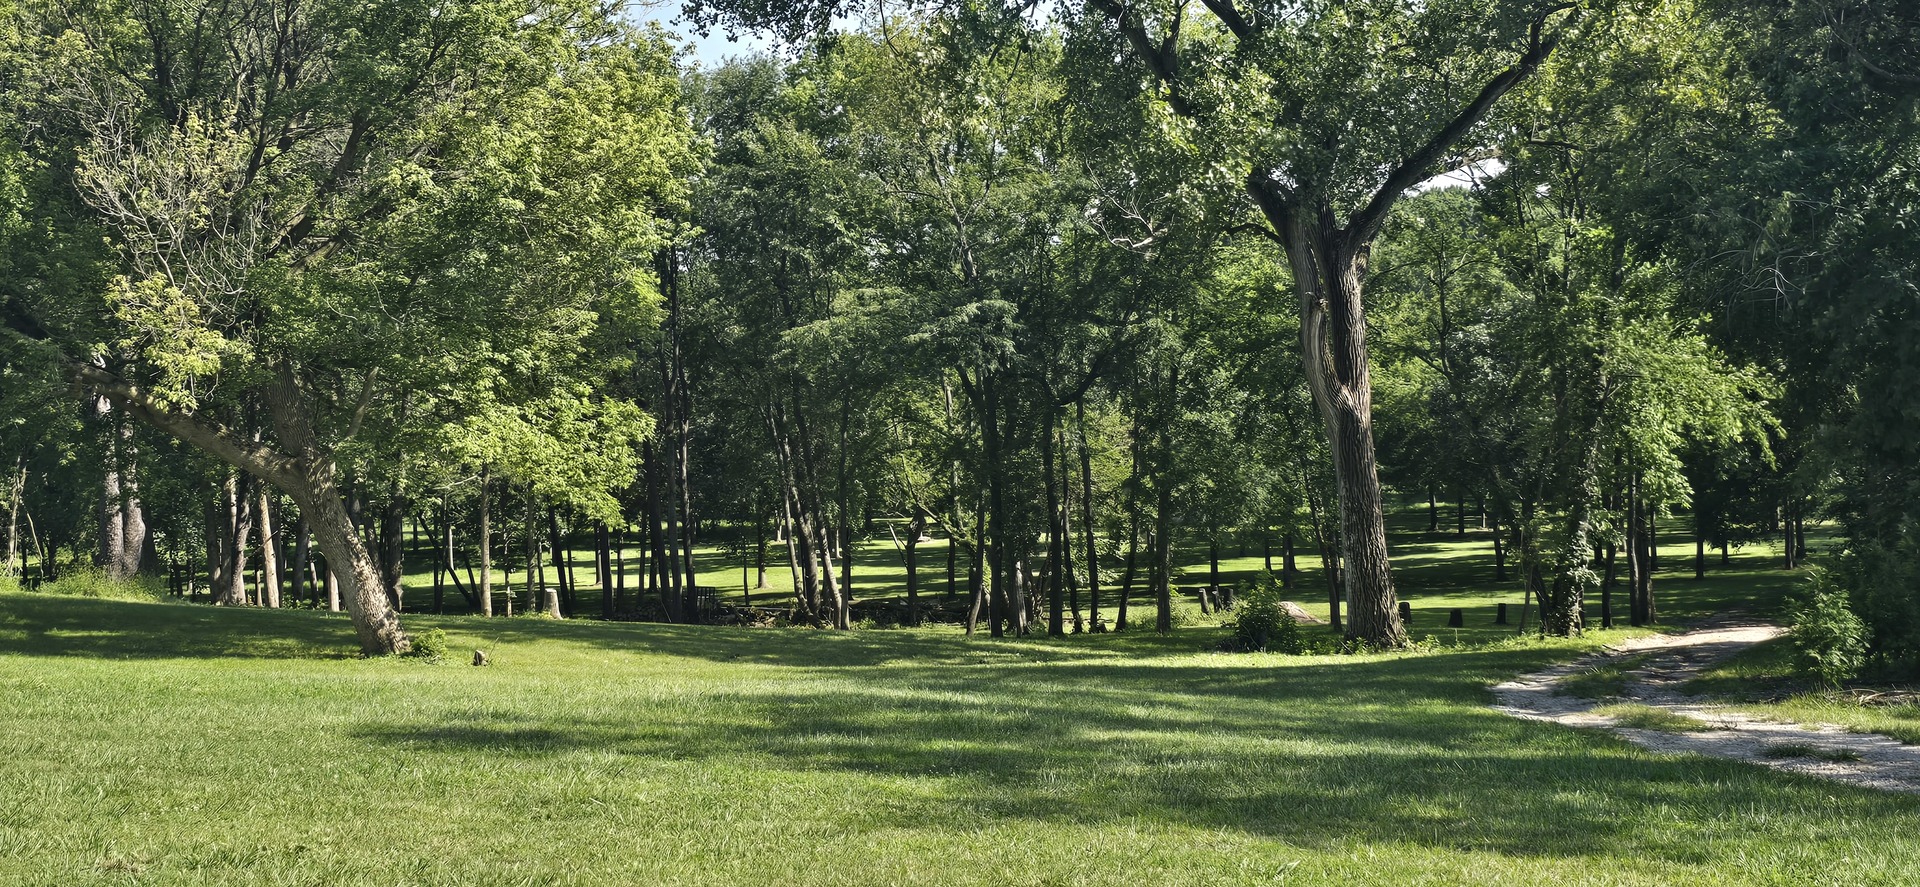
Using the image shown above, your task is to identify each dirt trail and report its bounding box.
[1491,613,1920,794]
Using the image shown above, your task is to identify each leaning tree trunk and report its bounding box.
[81,360,414,654]
[262,376,409,653]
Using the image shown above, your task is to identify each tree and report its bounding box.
[1,0,695,653]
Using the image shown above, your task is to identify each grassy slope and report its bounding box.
[4,542,1918,886]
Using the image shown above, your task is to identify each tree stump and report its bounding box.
[1398,601,1413,625]
[1496,602,1509,625]
[544,587,563,619]
[1447,608,1464,628]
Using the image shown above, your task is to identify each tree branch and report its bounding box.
[1347,4,1577,246]
[1197,0,1254,42]
[66,360,305,491]
[1084,0,1204,120]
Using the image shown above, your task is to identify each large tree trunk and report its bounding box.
[1078,402,1101,632]
[1269,209,1406,648]
[82,356,412,650]
[219,473,254,605]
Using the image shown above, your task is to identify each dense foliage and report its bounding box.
[1,0,1916,673]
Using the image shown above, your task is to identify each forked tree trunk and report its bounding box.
[1272,221,1405,647]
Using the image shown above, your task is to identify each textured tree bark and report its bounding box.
[219,473,253,606]
[905,514,923,626]
[1154,485,1173,634]
[1628,473,1653,627]
[71,360,408,650]
[1601,541,1617,629]
[1208,540,1221,605]
[1270,214,1405,647]
[262,378,407,652]
[99,435,125,577]
[598,523,614,618]
[966,499,985,634]
[757,511,770,590]
[1492,513,1508,582]
[546,507,573,618]
[1060,423,1083,634]
[1117,515,1137,631]
[1154,363,1176,635]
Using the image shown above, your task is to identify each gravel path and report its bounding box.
[1491,613,1920,794]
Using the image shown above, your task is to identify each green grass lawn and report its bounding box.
[5,571,1920,885]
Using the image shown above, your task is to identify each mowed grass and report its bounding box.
[5,585,1920,886]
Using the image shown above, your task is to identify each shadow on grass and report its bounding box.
[347,645,1920,863]
[0,592,358,659]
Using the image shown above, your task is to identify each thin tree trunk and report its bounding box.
[1601,541,1617,629]
[905,514,923,626]
[1078,401,1101,632]
[1043,405,1066,636]
[478,467,493,617]
[380,496,405,611]
[293,515,312,607]
[258,487,280,608]
[3,459,23,579]
[1492,513,1508,581]
[1117,512,1138,631]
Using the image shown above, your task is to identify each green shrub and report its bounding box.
[1790,572,1870,687]
[1225,572,1302,654]
[1843,534,1920,671]
[34,569,167,603]
[406,628,451,662]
